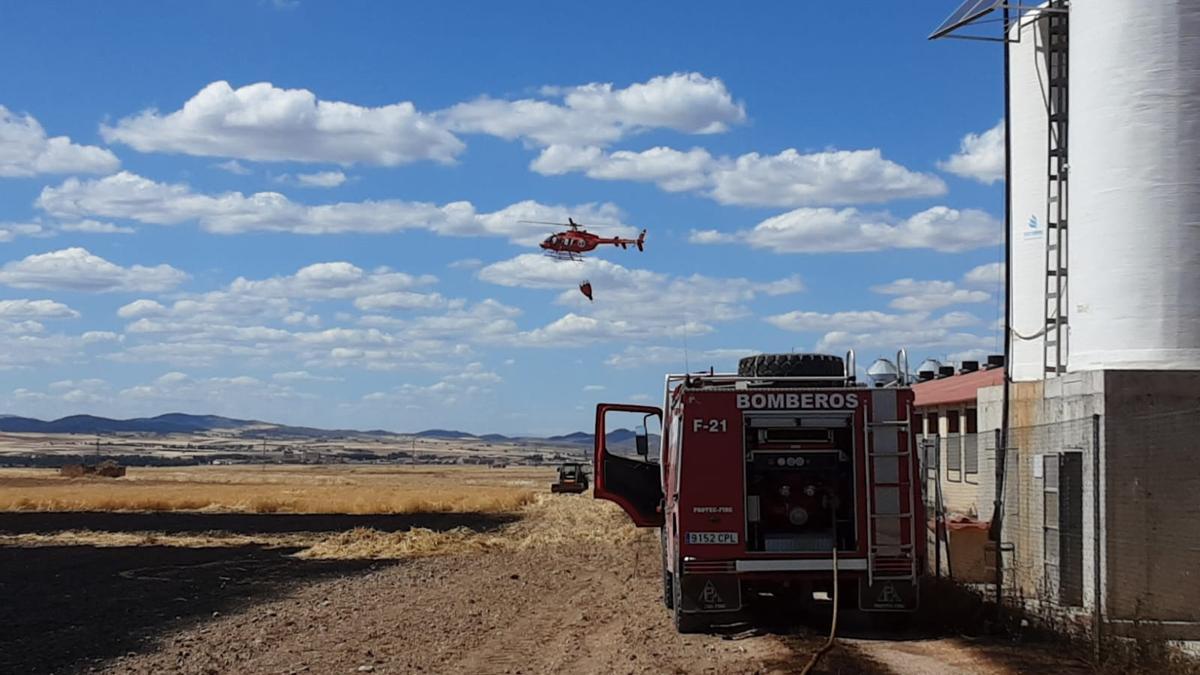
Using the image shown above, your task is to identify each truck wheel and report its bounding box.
[661,528,673,609]
[738,353,845,378]
[672,574,709,634]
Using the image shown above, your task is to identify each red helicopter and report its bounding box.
[522,218,647,262]
[520,218,646,302]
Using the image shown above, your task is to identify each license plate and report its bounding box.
[687,531,739,545]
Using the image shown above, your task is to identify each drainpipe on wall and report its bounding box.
[992,1,1014,615]
[1092,413,1102,661]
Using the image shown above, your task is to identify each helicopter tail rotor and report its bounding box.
[636,229,646,251]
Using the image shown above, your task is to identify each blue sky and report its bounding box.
[0,1,1007,434]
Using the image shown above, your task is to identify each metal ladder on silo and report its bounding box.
[1043,1,1069,376]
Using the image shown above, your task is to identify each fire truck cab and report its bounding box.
[593,352,924,632]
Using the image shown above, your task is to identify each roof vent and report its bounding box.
[866,358,899,387]
[916,358,941,381]
[985,354,1005,369]
[961,360,979,373]
[937,366,956,378]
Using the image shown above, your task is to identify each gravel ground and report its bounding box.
[3,495,1100,675]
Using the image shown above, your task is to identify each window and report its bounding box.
[966,408,978,434]
[963,433,979,476]
[945,409,962,482]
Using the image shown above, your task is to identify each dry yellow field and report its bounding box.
[0,465,553,514]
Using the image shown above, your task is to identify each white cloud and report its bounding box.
[117,299,167,319]
[0,222,48,242]
[582,384,605,392]
[814,328,993,355]
[448,258,482,270]
[283,311,321,327]
[102,80,464,166]
[604,345,758,371]
[0,247,187,292]
[478,253,801,345]
[97,73,743,172]
[765,307,992,357]
[0,105,120,177]
[227,261,436,300]
[686,229,736,245]
[58,220,134,234]
[870,278,990,312]
[120,371,309,405]
[710,149,946,207]
[105,264,514,372]
[532,146,946,207]
[766,310,926,333]
[938,120,1005,184]
[0,299,79,319]
[964,261,1004,286]
[691,206,1001,253]
[292,170,347,188]
[531,145,714,192]
[38,171,631,243]
[213,160,251,175]
[444,72,745,147]
[82,330,120,344]
[360,362,502,408]
[272,370,341,383]
[0,328,119,370]
[353,291,445,312]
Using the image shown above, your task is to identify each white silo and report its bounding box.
[1070,1,1200,371]
[1007,10,1052,382]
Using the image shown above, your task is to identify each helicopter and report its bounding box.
[521,218,646,262]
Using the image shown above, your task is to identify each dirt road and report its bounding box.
[3,496,1095,674]
[89,497,878,675]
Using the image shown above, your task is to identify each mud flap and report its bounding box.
[859,579,918,611]
[678,575,742,613]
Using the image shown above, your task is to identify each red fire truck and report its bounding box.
[593,352,924,632]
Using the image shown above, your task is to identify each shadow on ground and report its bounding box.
[0,511,516,675]
[705,598,1095,674]
[0,510,519,534]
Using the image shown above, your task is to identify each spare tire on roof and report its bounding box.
[737,353,845,378]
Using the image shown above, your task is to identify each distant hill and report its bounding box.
[0,413,258,434]
[414,429,477,439]
[0,413,655,448]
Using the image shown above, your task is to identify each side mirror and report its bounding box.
[635,433,649,456]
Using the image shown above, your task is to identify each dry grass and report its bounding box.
[297,492,645,560]
[0,465,547,515]
[0,494,641,561]
[0,466,647,563]
[0,530,320,549]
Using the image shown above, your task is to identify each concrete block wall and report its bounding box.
[1102,371,1200,635]
[977,370,1200,641]
[979,374,1104,617]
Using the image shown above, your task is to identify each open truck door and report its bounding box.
[593,403,664,527]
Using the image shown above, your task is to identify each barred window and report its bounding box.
[964,433,979,475]
[945,434,962,480]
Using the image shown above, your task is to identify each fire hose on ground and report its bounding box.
[798,547,838,675]
[800,495,840,675]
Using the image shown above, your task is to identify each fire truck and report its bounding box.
[593,352,924,632]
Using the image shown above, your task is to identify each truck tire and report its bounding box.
[737,353,844,378]
[672,574,709,634]
[661,528,673,609]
